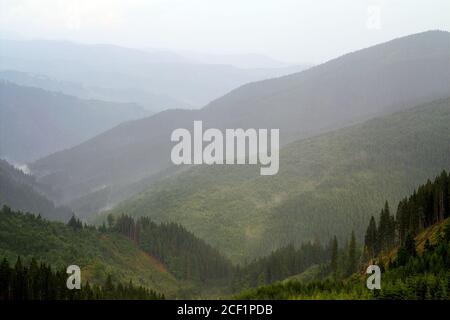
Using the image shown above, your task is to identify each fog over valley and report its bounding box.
[0,0,449,302]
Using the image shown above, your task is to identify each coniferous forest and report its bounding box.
[0,256,164,300]
[2,170,449,299]
[237,170,450,299]
[0,204,331,299]
[0,18,449,303]
[110,214,234,282]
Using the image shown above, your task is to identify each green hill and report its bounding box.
[108,97,450,263]
[239,220,450,300]
[0,206,183,297]
[236,170,450,300]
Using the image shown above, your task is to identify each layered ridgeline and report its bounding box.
[236,171,450,300]
[0,39,305,110]
[0,70,181,113]
[0,159,72,222]
[109,97,450,262]
[0,82,149,163]
[30,30,450,215]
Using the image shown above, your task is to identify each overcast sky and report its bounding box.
[0,0,449,64]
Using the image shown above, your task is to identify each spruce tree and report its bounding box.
[346,231,357,276]
[404,233,417,258]
[330,236,338,276]
[0,258,10,299]
[364,216,377,258]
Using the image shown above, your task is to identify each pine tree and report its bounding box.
[107,214,115,229]
[364,216,377,258]
[346,231,357,276]
[12,257,25,300]
[404,233,417,258]
[0,254,164,300]
[103,274,114,299]
[0,258,10,299]
[330,236,338,276]
[67,214,82,230]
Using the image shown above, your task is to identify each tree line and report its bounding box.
[238,170,450,299]
[0,256,164,300]
[108,213,335,288]
[364,170,450,258]
[107,213,234,282]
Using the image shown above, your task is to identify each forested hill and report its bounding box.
[364,169,450,260]
[0,206,182,297]
[0,257,164,300]
[2,169,448,299]
[109,97,450,263]
[110,213,331,291]
[108,213,234,284]
[0,205,337,298]
[236,171,450,300]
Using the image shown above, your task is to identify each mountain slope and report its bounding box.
[0,82,149,163]
[0,70,181,112]
[235,172,450,300]
[0,159,72,221]
[30,31,450,213]
[0,206,184,297]
[109,97,450,262]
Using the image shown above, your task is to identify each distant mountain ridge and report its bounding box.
[30,31,450,214]
[0,82,149,163]
[0,70,182,112]
[0,39,308,109]
[0,159,73,221]
[173,50,299,69]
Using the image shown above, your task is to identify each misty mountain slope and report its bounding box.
[31,108,199,205]
[108,98,450,262]
[0,159,72,221]
[200,30,450,139]
[30,31,450,214]
[0,82,149,163]
[0,39,307,108]
[0,70,183,112]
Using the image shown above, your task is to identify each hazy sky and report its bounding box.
[0,0,449,64]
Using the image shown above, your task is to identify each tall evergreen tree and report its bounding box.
[346,231,357,276]
[0,258,10,300]
[330,236,338,276]
[67,214,82,230]
[364,216,378,258]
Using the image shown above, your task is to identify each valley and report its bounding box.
[0,24,449,301]
[107,97,450,262]
[28,31,450,217]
